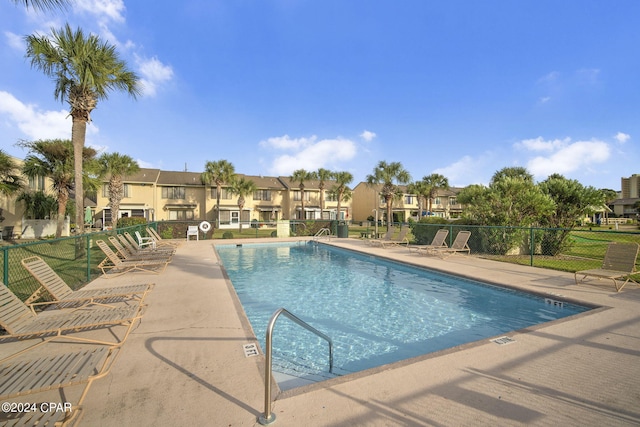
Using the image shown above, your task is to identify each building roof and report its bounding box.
[157,170,203,186]
[122,168,161,183]
[239,174,287,189]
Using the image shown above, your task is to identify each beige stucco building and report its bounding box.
[610,174,640,218]
[351,182,464,223]
[93,169,353,229]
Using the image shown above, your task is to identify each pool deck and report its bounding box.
[2,237,640,426]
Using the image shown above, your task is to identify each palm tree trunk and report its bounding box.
[56,192,67,238]
[72,117,86,234]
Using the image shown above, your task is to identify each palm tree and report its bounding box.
[201,160,235,229]
[229,177,257,232]
[421,173,450,216]
[316,168,333,219]
[366,161,411,230]
[329,171,353,221]
[290,169,318,220]
[19,139,97,237]
[0,149,23,197]
[25,24,140,234]
[407,180,429,219]
[17,191,57,220]
[97,152,140,229]
[10,0,70,11]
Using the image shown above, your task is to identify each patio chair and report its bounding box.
[21,255,153,307]
[135,230,156,249]
[376,227,411,248]
[96,240,171,277]
[428,230,471,257]
[186,225,199,241]
[409,229,449,254]
[0,281,144,346]
[124,232,174,256]
[146,226,181,247]
[108,236,172,262]
[365,228,393,246]
[574,242,640,292]
[0,343,120,426]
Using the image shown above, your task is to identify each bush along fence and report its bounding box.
[408,222,640,274]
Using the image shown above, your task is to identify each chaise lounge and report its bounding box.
[574,242,640,292]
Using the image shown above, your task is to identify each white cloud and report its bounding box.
[360,130,376,142]
[514,137,570,152]
[260,135,316,150]
[433,154,494,187]
[614,132,630,144]
[525,139,610,178]
[261,134,358,176]
[537,71,560,85]
[136,56,174,97]
[74,0,126,23]
[0,90,99,141]
[4,31,24,51]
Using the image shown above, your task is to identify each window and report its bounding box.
[253,190,271,201]
[102,184,131,198]
[162,186,185,200]
[211,188,232,199]
[449,197,458,206]
[434,197,442,205]
[404,195,414,204]
[326,192,338,202]
[28,176,45,191]
[219,210,231,225]
[168,209,193,220]
[294,191,310,201]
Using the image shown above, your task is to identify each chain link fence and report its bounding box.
[2,221,639,307]
[407,222,640,274]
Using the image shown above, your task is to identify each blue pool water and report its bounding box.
[217,242,590,381]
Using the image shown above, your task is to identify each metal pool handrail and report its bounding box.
[258,307,334,425]
[313,227,331,240]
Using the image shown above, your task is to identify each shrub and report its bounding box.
[118,217,147,228]
[222,231,234,239]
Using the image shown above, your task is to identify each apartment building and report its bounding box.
[351,182,464,223]
[93,169,352,229]
[610,174,640,218]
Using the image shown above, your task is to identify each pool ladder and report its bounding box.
[259,308,333,425]
[313,227,332,240]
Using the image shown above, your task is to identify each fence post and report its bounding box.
[530,227,534,266]
[86,234,92,282]
[2,246,8,285]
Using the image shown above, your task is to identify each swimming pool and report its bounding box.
[217,241,590,386]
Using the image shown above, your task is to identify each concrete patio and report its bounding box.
[2,237,640,426]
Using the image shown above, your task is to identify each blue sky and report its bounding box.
[1,1,638,191]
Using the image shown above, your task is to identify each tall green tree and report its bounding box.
[290,169,318,220]
[538,174,605,255]
[407,180,429,218]
[19,139,96,237]
[97,152,140,229]
[366,161,411,230]
[25,24,140,234]
[457,167,554,254]
[228,177,257,232]
[201,160,235,228]
[0,149,23,197]
[316,168,333,219]
[329,171,353,221]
